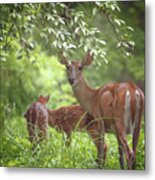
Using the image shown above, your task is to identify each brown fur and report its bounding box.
[24,96,108,161]
[60,52,144,169]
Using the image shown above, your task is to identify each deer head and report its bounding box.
[59,51,93,86]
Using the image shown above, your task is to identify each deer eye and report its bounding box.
[78,66,82,70]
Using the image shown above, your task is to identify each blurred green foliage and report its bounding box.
[0,1,145,169]
[0,2,135,61]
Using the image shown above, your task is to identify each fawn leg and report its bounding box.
[65,132,71,146]
[27,122,36,144]
[38,116,48,142]
[103,143,108,163]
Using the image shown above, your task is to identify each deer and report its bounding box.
[24,95,50,144]
[24,95,108,162]
[59,51,144,169]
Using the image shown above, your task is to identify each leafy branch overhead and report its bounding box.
[0,2,135,64]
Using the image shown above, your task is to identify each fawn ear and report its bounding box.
[38,95,49,104]
[82,51,93,66]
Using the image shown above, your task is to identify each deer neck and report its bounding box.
[73,75,96,115]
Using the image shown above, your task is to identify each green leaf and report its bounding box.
[92,7,97,16]
[98,40,106,46]
[127,26,134,31]
[47,14,53,21]
[125,51,131,57]
[29,42,34,50]
[68,44,76,49]
[75,27,80,34]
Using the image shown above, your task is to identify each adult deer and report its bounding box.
[24,95,108,161]
[59,52,144,169]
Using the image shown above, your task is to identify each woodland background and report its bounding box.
[0,1,145,169]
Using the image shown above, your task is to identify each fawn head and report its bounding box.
[59,52,93,86]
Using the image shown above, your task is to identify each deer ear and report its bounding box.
[58,52,69,65]
[82,51,93,66]
[60,57,68,65]
[38,95,49,104]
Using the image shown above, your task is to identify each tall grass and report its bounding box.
[0,111,145,170]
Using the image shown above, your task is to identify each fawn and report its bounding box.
[24,95,108,162]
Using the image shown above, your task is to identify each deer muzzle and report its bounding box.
[68,78,75,85]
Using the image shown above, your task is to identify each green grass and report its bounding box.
[0,114,145,170]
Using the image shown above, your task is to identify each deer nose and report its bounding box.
[69,78,75,85]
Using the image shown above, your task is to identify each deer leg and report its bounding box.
[131,90,143,169]
[117,142,125,169]
[65,132,71,146]
[98,125,105,165]
[132,118,141,169]
[88,121,105,166]
[103,143,108,163]
[27,122,40,153]
[114,121,134,169]
[95,118,105,165]
[92,134,105,166]
[38,117,48,141]
[38,128,47,141]
[27,122,36,144]
[63,127,72,146]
